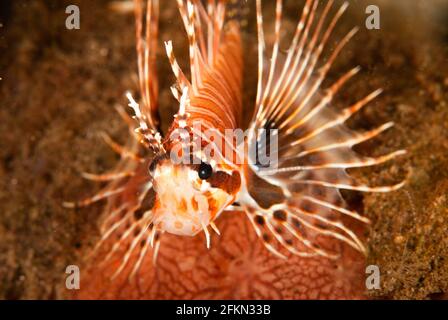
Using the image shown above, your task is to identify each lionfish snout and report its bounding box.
[150,159,237,238]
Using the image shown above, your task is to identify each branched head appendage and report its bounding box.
[126,91,164,153]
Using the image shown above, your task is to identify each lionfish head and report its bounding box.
[148,148,241,237]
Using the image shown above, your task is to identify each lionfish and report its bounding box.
[66,0,405,278]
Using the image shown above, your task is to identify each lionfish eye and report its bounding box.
[197,162,213,180]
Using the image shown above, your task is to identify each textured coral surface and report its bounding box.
[0,0,447,299]
[76,213,365,299]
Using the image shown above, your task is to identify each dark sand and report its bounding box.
[0,0,447,299]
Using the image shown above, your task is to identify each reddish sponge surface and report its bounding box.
[76,212,365,299]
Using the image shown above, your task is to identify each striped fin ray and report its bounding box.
[241,0,406,258]
[85,160,163,280]
[242,167,370,258]
[134,0,160,131]
[168,0,243,131]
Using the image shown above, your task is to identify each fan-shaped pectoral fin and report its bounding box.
[243,203,340,260]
